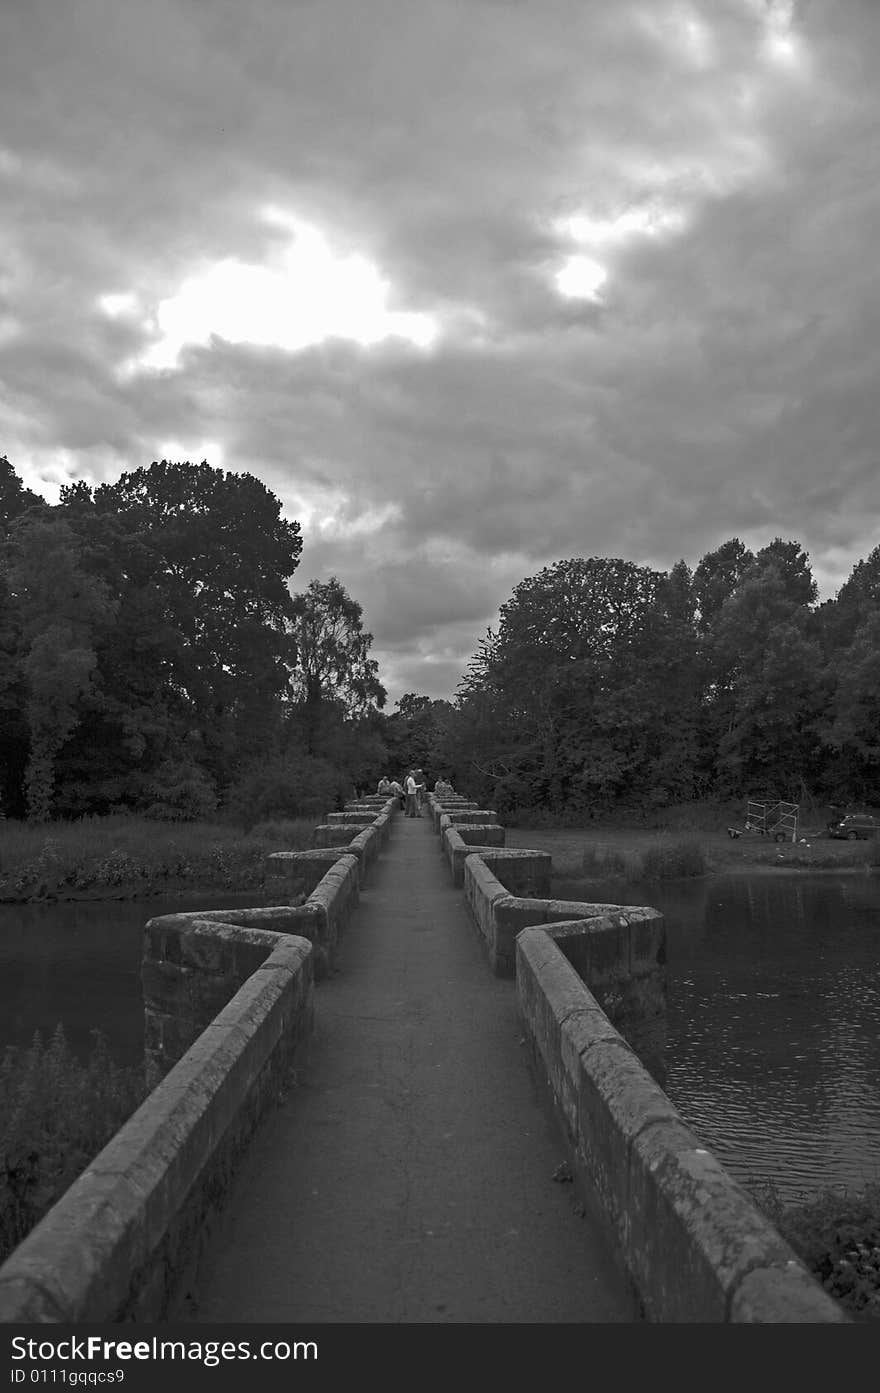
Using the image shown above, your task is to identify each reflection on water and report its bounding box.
[1,875,879,1206]
[588,871,880,1205]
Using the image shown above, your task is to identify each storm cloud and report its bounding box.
[2,0,879,701]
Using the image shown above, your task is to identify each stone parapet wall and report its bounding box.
[262,848,342,899]
[0,794,397,1324]
[516,929,845,1323]
[0,933,313,1323]
[311,822,364,847]
[426,788,843,1322]
[431,796,478,831]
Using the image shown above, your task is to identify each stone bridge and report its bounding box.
[0,794,846,1323]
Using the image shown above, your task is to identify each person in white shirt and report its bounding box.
[404,771,419,818]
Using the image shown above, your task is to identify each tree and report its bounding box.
[0,458,42,814]
[4,515,116,819]
[639,560,702,803]
[454,557,671,812]
[88,459,303,789]
[382,694,456,780]
[706,547,821,795]
[0,456,43,531]
[822,610,880,801]
[287,577,386,752]
[693,538,754,634]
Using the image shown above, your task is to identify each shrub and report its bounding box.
[747,1177,880,1321]
[223,755,351,829]
[143,758,219,822]
[0,1026,146,1263]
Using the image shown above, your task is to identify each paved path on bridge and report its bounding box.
[185,812,641,1324]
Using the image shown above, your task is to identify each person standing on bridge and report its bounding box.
[414,768,427,813]
[404,770,419,818]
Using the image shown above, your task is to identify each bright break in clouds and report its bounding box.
[1,0,878,701]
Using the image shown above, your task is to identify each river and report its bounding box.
[1,873,878,1206]
[589,869,880,1205]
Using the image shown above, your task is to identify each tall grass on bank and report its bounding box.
[579,845,630,878]
[573,836,707,883]
[0,815,315,901]
[638,836,707,880]
[0,1026,147,1264]
[747,1177,880,1322]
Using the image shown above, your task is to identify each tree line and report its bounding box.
[0,455,386,823]
[444,540,880,816]
[2,453,877,823]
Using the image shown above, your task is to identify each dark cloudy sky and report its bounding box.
[2,0,878,704]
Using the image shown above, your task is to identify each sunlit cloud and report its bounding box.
[555,254,607,301]
[747,0,808,73]
[98,293,139,318]
[313,496,403,540]
[155,437,225,470]
[124,212,439,370]
[558,203,689,247]
[282,487,403,542]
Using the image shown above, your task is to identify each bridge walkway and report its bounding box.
[184,811,641,1324]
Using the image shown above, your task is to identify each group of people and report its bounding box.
[376,770,456,818]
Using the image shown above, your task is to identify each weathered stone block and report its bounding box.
[311,824,358,848]
[628,1119,813,1323]
[265,850,340,898]
[455,824,505,846]
[477,849,552,898]
[0,937,314,1324]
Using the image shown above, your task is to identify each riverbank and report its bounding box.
[507,822,879,883]
[0,815,314,903]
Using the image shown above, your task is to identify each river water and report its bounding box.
[0,891,277,1067]
[588,870,880,1205]
[1,873,878,1206]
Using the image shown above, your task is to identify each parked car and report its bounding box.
[827,814,880,840]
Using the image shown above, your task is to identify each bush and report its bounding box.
[223,755,352,829]
[637,836,707,880]
[245,819,316,848]
[143,758,219,822]
[747,1177,880,1321]
[0,1026,146,1263]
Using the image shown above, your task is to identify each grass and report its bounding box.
[509,806,880,886]
[746,1177,880,1321]
[557,836,707,884]
[578,844,630,879]
[0,1026,147,1264]
[0,814,316,902]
